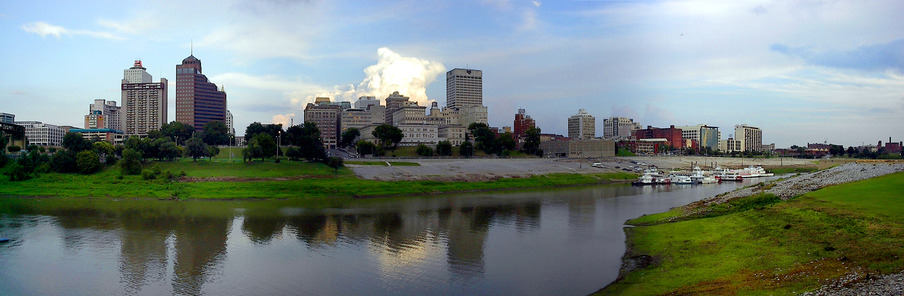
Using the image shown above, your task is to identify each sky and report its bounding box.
[2,0,903,148]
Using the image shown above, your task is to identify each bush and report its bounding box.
[141,169,156,180]
[326,156,343,172]
[76,150,102,174]
[436,141,453,156]
[8,145,21,153]
[6,161,30,181]
[120,149,143,175]
[51,150,78,173]
[416,144,434,157]
[460,142,474,158]
[286,147,302,160]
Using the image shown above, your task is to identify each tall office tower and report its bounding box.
[121,61,167,135]
[602,117,641,140]
[513,108,536,140]
[225,110,234,136]
[677,124,720,150]
[176,53,227,132]
[568,109,596,140]
[735,124,763,152]
[446,68,482,109]
[85,99,121,130]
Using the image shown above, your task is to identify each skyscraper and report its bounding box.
[602,117,641,140]
[735,124,763,152]
[513,108,535,140]
[85,99,121,130]
[176,53,227,132]
[568,109,596,140]
[122,60,167,135]
[446,68,482,109]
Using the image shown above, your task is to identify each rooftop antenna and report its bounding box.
[190,40,193,56]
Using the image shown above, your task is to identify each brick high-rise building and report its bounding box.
[176,54,226,132]
[735,124,763,152]
[513,108,536,140]
[121,61,167,135]
[633,125,683,147]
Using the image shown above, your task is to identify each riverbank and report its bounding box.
[597,162,904,295]
[0,160,636,201]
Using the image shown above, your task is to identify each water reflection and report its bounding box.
[0,179,769,295]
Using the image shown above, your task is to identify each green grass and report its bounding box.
[0,160,635,201]
[345,160,420,166]
[599,171,904,295]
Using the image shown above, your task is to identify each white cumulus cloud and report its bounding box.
[355,47,446,106]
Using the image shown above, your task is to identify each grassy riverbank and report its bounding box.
[598,171,904,295]
[0,160,636,201]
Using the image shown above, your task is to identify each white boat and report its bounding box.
[669,174,694,184]
[690,166,719,184]
[741,166,774,178]
[720,170,743,181]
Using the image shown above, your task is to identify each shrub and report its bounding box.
[326,156,343,172]
[436,141,453,156]
[76,150,102,174]
[120,149,143,175]
[51,150,78,173]
[416,144,434,157]
[141,169,156,180]
[7,145,21,153]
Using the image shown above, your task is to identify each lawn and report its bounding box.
[599,171,904,295]
[0,159,636,201]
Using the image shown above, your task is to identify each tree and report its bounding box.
[459,141,474,158]
[160,121,194,143]
[497,132,516,153]
[373,124,403,151]
[207,146,220,160]
[76,150,102,174]
[286,122,326,161]
[202,121,230,146]
[468,123,496,155]
[846,146,856,157]
[62,132,92,152]
[51,150,78,173]
[436,141,453,156]
[92,141,116,165]
[120,149,143,175]
[245,122,283,141]
[356,140,377,156]
[253,133,277,161]
[521,127,543,157]
[158,141,180,161]
[185,137,209,161]
[325,156,343,172]
[416,144,434,157]
[286,147,302,160]
[339,128,360,149]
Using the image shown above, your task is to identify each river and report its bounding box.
[0,179,772,295]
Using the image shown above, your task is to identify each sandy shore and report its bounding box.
[348,156,817,181]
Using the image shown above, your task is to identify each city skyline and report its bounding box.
[2,0,903,147]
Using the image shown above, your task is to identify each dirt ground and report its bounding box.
[347,156,817,181]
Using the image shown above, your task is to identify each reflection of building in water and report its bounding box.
[171,216,231,296]
[444,206,489,279]
[567,195,597,233]
[119,212,173,294]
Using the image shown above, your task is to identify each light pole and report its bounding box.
[276,131,281,163]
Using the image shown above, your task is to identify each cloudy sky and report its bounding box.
[2,0,903,147]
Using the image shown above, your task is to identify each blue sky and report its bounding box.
[2,0,903,148]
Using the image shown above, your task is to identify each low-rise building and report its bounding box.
[540,139,615,158]
[16,121,65,146]
[438,125,467,146]
[71,128,124,143]
[398,124,439,147]
[1,122,26,148]
[720,138,742,153]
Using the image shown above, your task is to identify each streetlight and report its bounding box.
[276,130,281,163]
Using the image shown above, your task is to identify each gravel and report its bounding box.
[683,162,904,295]
[695,162,904,207]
